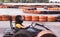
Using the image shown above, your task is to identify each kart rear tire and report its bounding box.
[36,30,57,37]
[12,30,32,37]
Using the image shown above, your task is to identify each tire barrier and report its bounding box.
[32,16,39,21]
[48,8,60,11]
[0,5,3,8]
[0,5,60,9]
[33,10,42,14]
[0,15,60,22]
[25,15,32,21]
[0,5,60,14]
[0,5,8,8]
[2,5,8,8]
[0,16,2,21]
[2,15,9,21]
[23,9,60,14]
[39,16,47,22]
[23,9,42,14]
[47,16,57,22]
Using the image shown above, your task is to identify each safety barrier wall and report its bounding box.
[23,9,60,14]
[0,15,60,22]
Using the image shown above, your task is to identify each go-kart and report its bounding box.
[3,15,57,37]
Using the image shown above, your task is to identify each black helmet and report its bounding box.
[15,15,23,25]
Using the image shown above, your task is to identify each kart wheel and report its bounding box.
[36,30,57,37]
[12,30,32,37]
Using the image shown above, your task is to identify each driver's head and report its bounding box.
[15,15,23,24]
[41,33,57,37]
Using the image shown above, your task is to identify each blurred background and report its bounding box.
[0,0,60,3]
